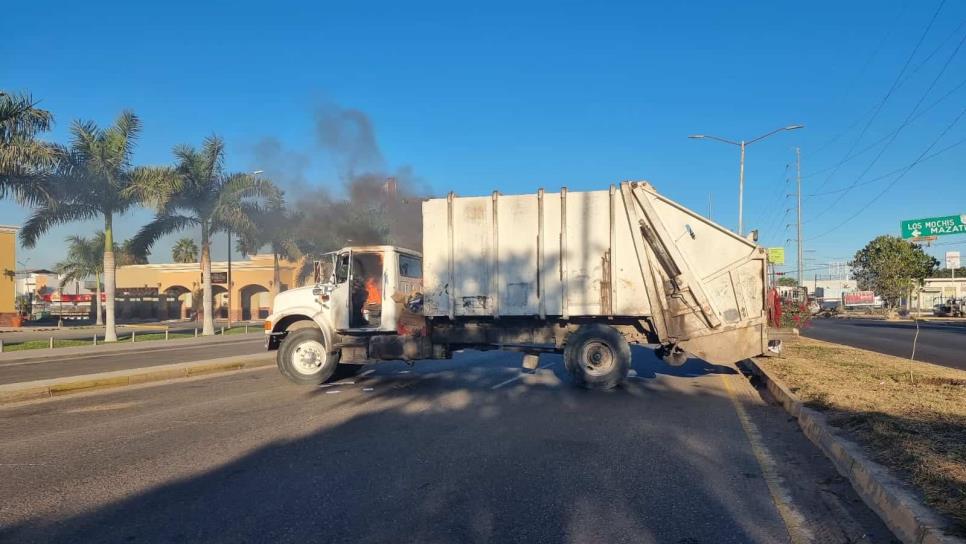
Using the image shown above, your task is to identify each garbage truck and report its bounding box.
[264,181,769,389]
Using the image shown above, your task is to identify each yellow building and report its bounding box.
[0,225,17,325]
[115,254,302,321]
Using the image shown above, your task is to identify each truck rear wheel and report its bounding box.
[564,324,631,390]
[277,328,341,385]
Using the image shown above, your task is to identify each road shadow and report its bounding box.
[2,354,787,544]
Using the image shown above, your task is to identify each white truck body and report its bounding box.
[421,181,768,363]
[265,180,770,388]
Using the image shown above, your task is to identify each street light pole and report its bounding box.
[738,141,745,235]
[227,229,232,329]
[689,124,803,236]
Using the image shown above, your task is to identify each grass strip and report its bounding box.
[755,337,965,534]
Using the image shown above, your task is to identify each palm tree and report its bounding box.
[237,202,302,298]
[55,234,104,325]
[116,239,150,266]
[172,237,199,263]
[0,90,56,204]
[130,136,279,335]
[19,111,160,342]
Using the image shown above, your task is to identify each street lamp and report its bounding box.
[689,124,803,236]
[227,169,264,328]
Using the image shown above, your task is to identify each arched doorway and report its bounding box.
[211,285,229,319]
[163,285,192,320]
[238,284,271,320]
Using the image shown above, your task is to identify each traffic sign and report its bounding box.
[947,251,961,269]
[900,214,966,239]
[767,247,785,265]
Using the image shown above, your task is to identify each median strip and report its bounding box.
[0,353,273,405]
[748,337,965,544]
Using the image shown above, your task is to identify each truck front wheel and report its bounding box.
[563,324,631,390]
[277,328,341,385]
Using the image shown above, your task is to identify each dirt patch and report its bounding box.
[755,337,966,534]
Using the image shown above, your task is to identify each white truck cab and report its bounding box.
[265,245,425,384]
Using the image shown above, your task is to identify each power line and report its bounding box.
[806,133,966,197]
[801,75,966,181]
[810,0,947,194]
[808,28,966,223]
[810,104,966,240]
[810,2,912,157]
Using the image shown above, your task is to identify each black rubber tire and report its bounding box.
[563,324,631,390]
[276,328,341,385]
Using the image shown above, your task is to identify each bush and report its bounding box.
[780,300,811,329]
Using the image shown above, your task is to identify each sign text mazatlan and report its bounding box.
[900,214,966,239]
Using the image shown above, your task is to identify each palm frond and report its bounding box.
[19,202,98,248]
[201,135,224,186]
[126,165,179,210]
[129,213,198,258]
[68,120,100,163]
[0,91,53,141]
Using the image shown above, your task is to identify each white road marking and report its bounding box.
[363,387,374,392]
[325,390,342,394]
[491,363,557,390]
[358,369,375,377]
[319,380,355,388]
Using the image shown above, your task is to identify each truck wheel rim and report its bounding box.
[292,340,327,375]
[579,341,615,376]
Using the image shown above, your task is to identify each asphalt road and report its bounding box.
[0,348,893,543]
[804,318,966,371]
[0,335,265,384]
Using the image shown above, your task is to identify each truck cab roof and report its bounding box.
[332,245,422,258]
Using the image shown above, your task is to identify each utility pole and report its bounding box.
[796,147,803,287]
[227,229,232,328]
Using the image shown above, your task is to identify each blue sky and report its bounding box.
[3,0,965,277]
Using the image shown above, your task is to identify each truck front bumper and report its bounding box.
[266,331,286,351]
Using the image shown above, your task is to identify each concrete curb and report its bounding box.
[745,358,964,544]
[0,353,273,405]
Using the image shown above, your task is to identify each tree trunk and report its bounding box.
[201,225,215,336]
[94,270,103,326]
[273,253,281,296]
[103,215,117,342]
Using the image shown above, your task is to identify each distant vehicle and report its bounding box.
[265,182,771,390]
[932,297,965,317]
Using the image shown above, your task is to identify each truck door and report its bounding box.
[328,251,352,331]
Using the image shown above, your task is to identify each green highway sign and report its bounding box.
[900,214,966,239]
